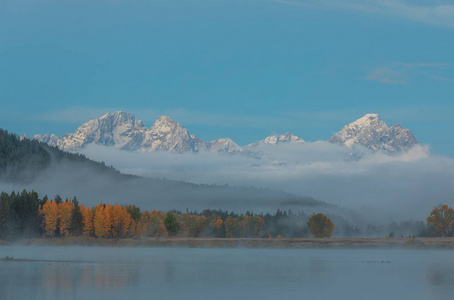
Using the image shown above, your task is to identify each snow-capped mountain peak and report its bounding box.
[246,132,305,149]
[262,133,305,145]
[32,111,418,156]
[329,113,418,153]
[151,116,181,134]
[207,138,241,154]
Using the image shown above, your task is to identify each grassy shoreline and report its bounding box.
[1,237,454,249]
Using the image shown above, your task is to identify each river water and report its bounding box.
[0,245,453,300]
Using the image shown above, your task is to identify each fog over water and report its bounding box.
[78,142,454,220]
[1,246,454,300]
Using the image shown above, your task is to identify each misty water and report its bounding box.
[1,246,454,300]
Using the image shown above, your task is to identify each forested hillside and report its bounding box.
[0,129,124,182]
[0,129,333,215]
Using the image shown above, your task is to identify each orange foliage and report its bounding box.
[224,215,265,238]
[58,200,74,237]
[39,200,59,237]
[224,217,238,238]
[307,213,334,238]
[93,203,107,238]
[80,205,93,237]
[177,213,208,237]
[426,205,454,237]
[110,205,132,238]
[130,219,145,238]
[141,210,168,237]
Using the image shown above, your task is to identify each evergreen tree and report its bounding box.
[70,197,84,236]
[164,212,180,236]
[54,195,62,205]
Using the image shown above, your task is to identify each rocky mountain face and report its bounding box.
[246,133,305,148]
[34,112,204,153]
[328,114,418,153]
[207,138,242,155]
[33,112,243,154]
[33,111,418,156]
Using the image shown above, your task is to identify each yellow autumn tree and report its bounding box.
[177,213,207,237]
[207,214,224,237]
[110,205,122,238]
[426,205,454,237]
[129,219,145,238]
[224,217,239,238]
[58,200,74,237]
[119,206,132,238]
[93,203,107,238]
[307,213,334,238]
[80,204,94,237]
[102,205,113,238]
[39,200,59,237]
[141,210,168,237]
[110,205,133,238]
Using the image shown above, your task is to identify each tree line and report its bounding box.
[2,190,451,240]
[0,190,337,239]
[0,191,269,239]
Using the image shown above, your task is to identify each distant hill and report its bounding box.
[1,129,343,215]
[0,129,123,183]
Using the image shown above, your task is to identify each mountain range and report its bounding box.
[33,112,418,155]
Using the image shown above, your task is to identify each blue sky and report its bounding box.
[1,0,454,156]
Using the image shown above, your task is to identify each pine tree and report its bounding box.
[164,212,180,236]
[70,197,84,236]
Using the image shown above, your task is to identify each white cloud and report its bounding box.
[78,142,454,220]
[366,67,408,84]
[367,62,454,85]
[272,0,454,29]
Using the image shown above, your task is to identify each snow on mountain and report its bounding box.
[328,113,418,153]
[133,115,204,152]
[245,133,305,149]
[33,111,418,156]
[33,133,59,146]
[206,138,242,155]
[34,112,207,153]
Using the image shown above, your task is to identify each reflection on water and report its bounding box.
[1,246,454,300]
[428,266,454,286]
[42,263,140,289]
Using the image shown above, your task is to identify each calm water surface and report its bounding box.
[0,245,453,300]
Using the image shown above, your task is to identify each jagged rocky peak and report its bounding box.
[139,115,202,152]
[151,116,181,133]
[262,133,305,145]
[329,113,418,153]
[32,111,420,156]
[33,133,59,146]
[351,113,382,126]
[98,111,142,127]
[207,138,241,154]
[246,132,305,148]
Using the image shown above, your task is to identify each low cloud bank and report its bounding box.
[79,142,454,220]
